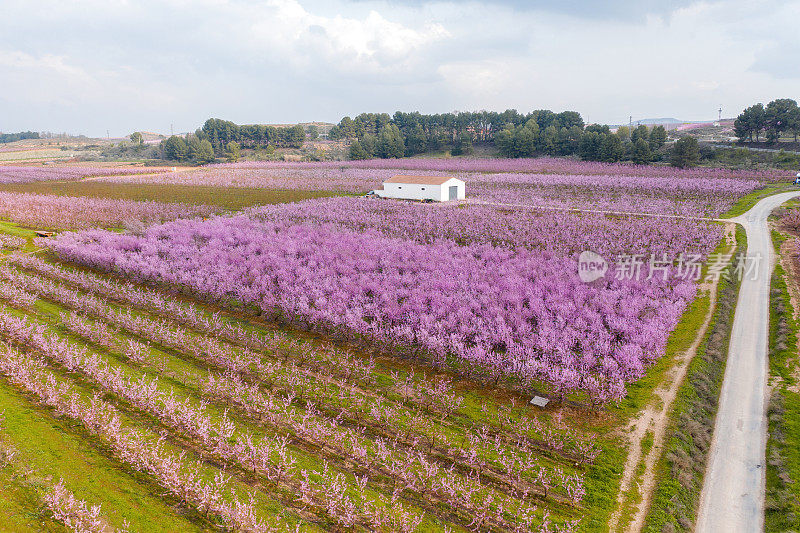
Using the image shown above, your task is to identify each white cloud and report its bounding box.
[438,59,525,103]
[0,0,798,135]
[246,0,451,75]
[0,52,83,78]
[0,50,178,106]
[431,0,800,122]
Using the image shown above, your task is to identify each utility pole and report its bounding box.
[171,123,174,136]
[629,115,633,131]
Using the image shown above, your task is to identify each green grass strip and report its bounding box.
[764,232,800,531]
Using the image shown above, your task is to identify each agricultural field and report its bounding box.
[0,148,78,162]
[0,192,214,230]
[93,158,790,183]
[0,159,787,531]
[91,160,770,217]
[0,165,159,184]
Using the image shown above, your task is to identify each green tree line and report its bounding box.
[734,99,800,143]
[200,118,306,153]
[335,109,668,164]
[160,134,216,163]
[158,118,306,163]
[333,110,585,159]
[0,131,39,144]
[497,122,667,163]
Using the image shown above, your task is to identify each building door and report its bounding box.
[448,185,458,201]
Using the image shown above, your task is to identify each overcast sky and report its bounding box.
[1,0,798,137]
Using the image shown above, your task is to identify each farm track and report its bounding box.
[0,255,594,531]
[697,191,800,532]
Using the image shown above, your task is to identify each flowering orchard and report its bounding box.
[288,157,783,181]
[464,172,761,217]
[97,164,400,192]
[201,158,781,180]
[0,158,761,530]
[47,198,712,403]
[0,235,27,251]
[0,165,155,184]
[95,160,763,217]
[245,197,723,258]
[0,254,593,531]
[39,167,756,403]
[0,192,214,229]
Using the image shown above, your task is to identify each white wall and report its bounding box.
[376,179,465,202]
[379,182,442,201]
[441,178,466,201]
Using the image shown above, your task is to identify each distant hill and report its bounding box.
[610,118,735,130]
[139,131,166,142]
[636,118,682,125]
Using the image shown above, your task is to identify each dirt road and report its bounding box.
[696,191,800,532]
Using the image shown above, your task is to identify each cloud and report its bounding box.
[249,0,451,76]
[347,0,696,21]
[0,0,798,136]
[438,59,525,102]
[744,1,800,80]
[0,0,453,133]
[0,50,178,109]
[751,43,800,80]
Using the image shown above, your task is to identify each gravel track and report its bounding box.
[696,191,800,532]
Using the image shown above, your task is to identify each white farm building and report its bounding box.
[373,175,466,202]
